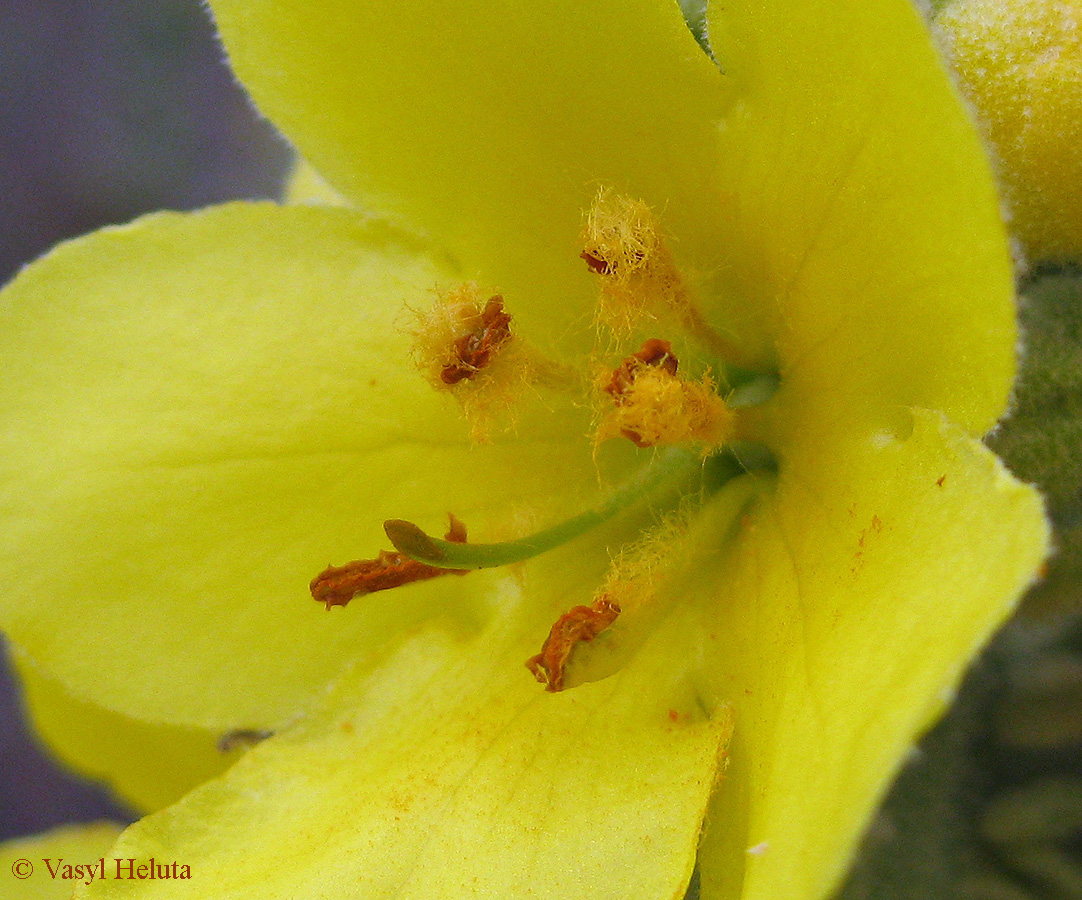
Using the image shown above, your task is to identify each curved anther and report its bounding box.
[526,596,621,692]
[310,514,468,609]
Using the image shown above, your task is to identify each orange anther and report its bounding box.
[310,514,468,610]
[439,296,513,385]
[605,338,679,403]
[525,596,621,692]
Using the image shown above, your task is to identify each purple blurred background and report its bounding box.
[0,0,290,840]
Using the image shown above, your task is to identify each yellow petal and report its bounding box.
[207,0,732,349]
[284,157,346,207]
[0,202,602,730]
[1,822,123,900]
[13,654,234,814]
[692,409,1048,900]
[935,0,1082,263]
[707,0,1017,431]
[75,598,732,900]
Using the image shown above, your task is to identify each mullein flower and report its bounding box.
[0,0,1049,898]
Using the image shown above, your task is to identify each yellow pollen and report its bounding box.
[410,283,532,441]
[581,189,685,336]
[596,500,694,614]
[581,189,755,370]
[596,339,734,450]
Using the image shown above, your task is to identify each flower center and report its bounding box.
[310,190,776,691]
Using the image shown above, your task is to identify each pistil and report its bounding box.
[383,447,697,570]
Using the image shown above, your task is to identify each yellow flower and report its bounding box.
[0,1,1048,899]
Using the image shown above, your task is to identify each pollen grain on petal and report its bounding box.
[526,596,621,692]
[310,514,468,610]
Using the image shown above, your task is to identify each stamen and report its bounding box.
[383,447,695,570]
[310,514,468,609]
[412,285,514,390]
[581,189,755,370]
[604,337,678,406]
[410,284,565,442]
[526,596,621,692]
[597,338,734,450]
[440,296,512,385]
[580,190,670,335]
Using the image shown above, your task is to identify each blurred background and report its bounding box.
[0,0,289,285]
[0,0,289,839]
[1,2,1081,899]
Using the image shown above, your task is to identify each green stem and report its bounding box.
[384,448,697,570]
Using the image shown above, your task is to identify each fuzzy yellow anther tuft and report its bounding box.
[581,190,689,335]
[410,283,531,441]
[411,283,511,387]
[598,365,732,450]
[596,502,692,612]
[581,190,750,368]
[596,338,734,451]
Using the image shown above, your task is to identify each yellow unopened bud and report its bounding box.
[936,0,1082,263]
